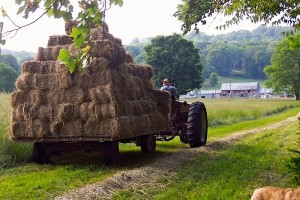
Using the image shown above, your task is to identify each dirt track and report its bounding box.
[55,113,300,200]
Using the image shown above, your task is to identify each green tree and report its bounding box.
[208,72,218,86]
[264,37,300,100]
[0,63,18,92]
[206,42,231,76]
[145,34,203,94]
[175,0,300,34]
[0,54,20,73]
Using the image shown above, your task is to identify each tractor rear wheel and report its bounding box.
[140,134,156,154]
[187,102,208,148]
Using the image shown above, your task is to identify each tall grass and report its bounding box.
[0,93,31,167]
[184,98,300,126]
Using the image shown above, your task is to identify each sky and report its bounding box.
[0,0,260,52]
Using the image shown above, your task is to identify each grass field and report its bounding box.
[0,93,300,199]
[113,119,300,200]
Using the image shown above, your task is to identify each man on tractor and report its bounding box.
[160,78,179,100]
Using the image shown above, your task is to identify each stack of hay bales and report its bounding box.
[9,22,170,141]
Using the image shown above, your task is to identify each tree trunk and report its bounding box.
[296,92,300,100]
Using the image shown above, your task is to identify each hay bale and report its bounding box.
[22,104,39,121]
[65,20,80,35]
[139,100,156,114]
[90,27,114,41]
[22,61,56,74]
[89,85,114,104]
[50,119,62,136]
[37,105,53,121]
[34,74,58,90]
[84,117,118,136]
[79,102,90,121]
[15,73,34,90]
[36,46,69,61]
[58,119,84,137]
[9,122,26,139]
[114,116,133,138]
[47,35,72,46]
[73,72,91,89]
[55,61,69,73]
[47,88,90,104]
[125,63,153,81]
[22,61,40,74]
[57,103,79,122]
[114,37,122,46]
[124,52,134,63]
[90,39,125,66]
[57,72,74,89]
[11,90,46,107]
[32,119,49,138]
[11,105,24,122]
[94,101,129,120]
[89,57,111,73]
[88,70,116,89]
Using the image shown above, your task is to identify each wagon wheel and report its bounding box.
[32,142,44,164]
[140,134,156,154]
[187,102,208,148]
[102,141,119,165]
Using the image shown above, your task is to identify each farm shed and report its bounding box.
[198,90,221,99]
[221,82,260,98]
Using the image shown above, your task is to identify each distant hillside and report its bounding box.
[1,49,35,63]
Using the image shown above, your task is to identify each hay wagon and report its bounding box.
[9,22,208,164]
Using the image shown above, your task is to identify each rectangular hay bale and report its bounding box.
[11,90,46,107]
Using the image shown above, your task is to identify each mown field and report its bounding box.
[0,93,300,199]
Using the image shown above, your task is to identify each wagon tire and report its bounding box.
[102,141,119,165]
[32,142,44,164]
[141,134,156,154]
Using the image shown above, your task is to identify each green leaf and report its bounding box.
[47,8,54,17]
[73,34,85,48]
[70,27,82,38]
[16,5,26,15]
[68,59,76,73]
[63,12,72,21]
[15,0,24,5]
[0,39,6,45]
[58,49,70,63]
[44,0,52,8]
[1,7,7,17]
[112,0,123,7]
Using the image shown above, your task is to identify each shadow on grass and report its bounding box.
[46,148,175,169]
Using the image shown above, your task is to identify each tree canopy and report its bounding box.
[144,34,203,94]
[0,63,18,92]
[0,54,20,73]
[175,0,300,34]
[264,37,300,100]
